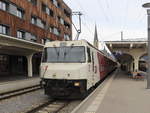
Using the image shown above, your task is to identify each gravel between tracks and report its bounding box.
[57,100,81,113]
[0,89,49,113]
[0,89,81,113]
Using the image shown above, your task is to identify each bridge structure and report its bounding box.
[105,39,147,73]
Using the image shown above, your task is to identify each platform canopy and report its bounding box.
[105,40,147,73]
[0,34,44,56]
[105,40,147,49]
[0,34,44,77]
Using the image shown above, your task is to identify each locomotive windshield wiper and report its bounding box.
[64,44,74,59]
[53,46,60,60]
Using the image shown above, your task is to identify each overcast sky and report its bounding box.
[64,0,150,42]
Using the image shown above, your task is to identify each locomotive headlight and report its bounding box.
[74,82,80,87]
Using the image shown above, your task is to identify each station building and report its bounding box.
[0,0,72,79]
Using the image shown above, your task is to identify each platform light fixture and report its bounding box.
[142,3,150,89]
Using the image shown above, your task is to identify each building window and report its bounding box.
[31,16,37,24]
[64,21,70,29]
[64,9,71,17]
[24,32,37,42]
[17,8,24,18]
[0,1,8,11]
[41,21,46,29]
[51,0,58,7]
[57,2,61,8]
[50,9,54,17]
[53,27,60,36]
[49,26,53,33]
[42,38,52,44]
[57,16,60,22]
[0,25,9,35]
[51,0,61,9]
[42,3,46,12]
[0,55,9,73]
[64,34,70,41]
[60,18,64,25]
[31,17,45,29]
[46,7,50,15]
[42,4,53,17]
[28,0,37,5]
[57,16,64,25]
[30,34,37,42]
[17,30,25,39]
[53,0,58,7]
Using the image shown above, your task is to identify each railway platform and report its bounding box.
[72,69,150,113]
[0,77,40,94]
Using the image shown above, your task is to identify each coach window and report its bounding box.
[92,52,94,71]
[87,47,91,62]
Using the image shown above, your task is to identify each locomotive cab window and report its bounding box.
[87,47,91,63]
[42,46,85,63]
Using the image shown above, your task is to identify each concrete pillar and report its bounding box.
[26,54,33,77]
[129,62,131,72]
[130,61,134,72]
[128,62,131,72]
[134,58,139,72]
[130,62,134,72]
[127,63,130,72]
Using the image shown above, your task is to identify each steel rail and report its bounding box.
[0,85,41,101]
[26,100,70,113]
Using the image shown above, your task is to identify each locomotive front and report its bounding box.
[40,41,90,99]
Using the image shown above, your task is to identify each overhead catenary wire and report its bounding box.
[82,16,94,37]
[95,0,111,24]
[121,0,129,30]
[123,0,146,38]
[72,12,82,40]
[66,0,115,40]
[73,0,108,42]
[65,0,147,40]
[74,0,116,41]
[124,1,145,26]
[103,31,122,38]
[73,0,96,29]
[105,0,110,9]
[68,0,97,40]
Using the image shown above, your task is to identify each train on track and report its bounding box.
[40,40,117,99]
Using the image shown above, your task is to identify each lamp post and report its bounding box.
[142,3,150,89]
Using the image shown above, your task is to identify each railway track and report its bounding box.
[26,100,70,113]
[0,85,41,101]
